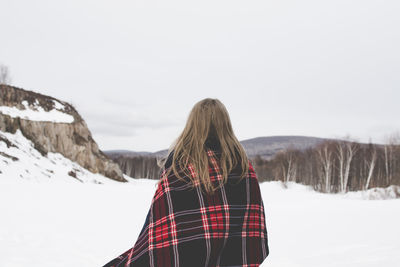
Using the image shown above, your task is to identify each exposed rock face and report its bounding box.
[0,84,126,182]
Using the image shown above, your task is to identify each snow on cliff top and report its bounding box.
[0,99,74,123]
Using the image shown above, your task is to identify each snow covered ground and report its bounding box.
[0,130,114,184]
[0,178,399,267]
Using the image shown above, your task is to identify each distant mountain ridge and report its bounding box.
[240,135,329,159]
[104,135,333,180]
[105,149,154,157]
[105,135,330,160]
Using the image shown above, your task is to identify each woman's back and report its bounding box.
[103,98,269,267]
[104,148,269,267]
[165,148,269,266]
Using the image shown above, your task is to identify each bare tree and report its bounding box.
[316,141,334,193]
[281,149,298,183]
[336,137,359,193]
[269,148,299,184]
[336,141,345,192]
[0,64,11,85]
[364,143,377,190]
[383,132,400,186]
[383,144,393,186]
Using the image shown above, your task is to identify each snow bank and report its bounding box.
[344,185,400,200]
[0,129,113,184]
[0,99,74,123]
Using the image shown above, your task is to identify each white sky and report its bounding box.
[1,0,399,152]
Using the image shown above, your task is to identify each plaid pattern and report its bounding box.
[103,149,269,267]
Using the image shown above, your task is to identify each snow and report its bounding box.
[0,99,74,123]
[0,178,399,267]
[52,100,66,110]
[0,129,113,184]
[1,129,399,266]
[259,182,400,267]
[344,185,400,200]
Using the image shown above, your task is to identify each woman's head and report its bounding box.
[160,98,249,194]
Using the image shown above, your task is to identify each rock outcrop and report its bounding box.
[0,84,126,182]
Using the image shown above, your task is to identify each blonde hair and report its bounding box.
[158,98,249,194]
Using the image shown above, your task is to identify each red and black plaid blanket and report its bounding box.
[103,149,269,267]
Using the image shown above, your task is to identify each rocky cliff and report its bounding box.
[0,84,126,182]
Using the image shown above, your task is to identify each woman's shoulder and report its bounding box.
[163,150,175,170]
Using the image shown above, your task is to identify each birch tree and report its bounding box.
[316,142,334,193]
[282,149,298,183]
[336,138,359,193]
[364,144,377,190]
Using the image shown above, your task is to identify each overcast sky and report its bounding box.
[1,0,399,152]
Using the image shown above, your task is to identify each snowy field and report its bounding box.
[0,178,399,267]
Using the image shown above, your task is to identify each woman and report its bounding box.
[103,98,269,267]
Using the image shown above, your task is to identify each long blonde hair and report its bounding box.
[158,98,249,194]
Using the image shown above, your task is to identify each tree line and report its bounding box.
[113,155,161,180]
[111,135,400,193]
[253,135,400,193]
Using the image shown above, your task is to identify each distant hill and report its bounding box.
[105,135,329,160]
[104,135,332,179]
[105,150,153,158]
[240,135,329,159]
